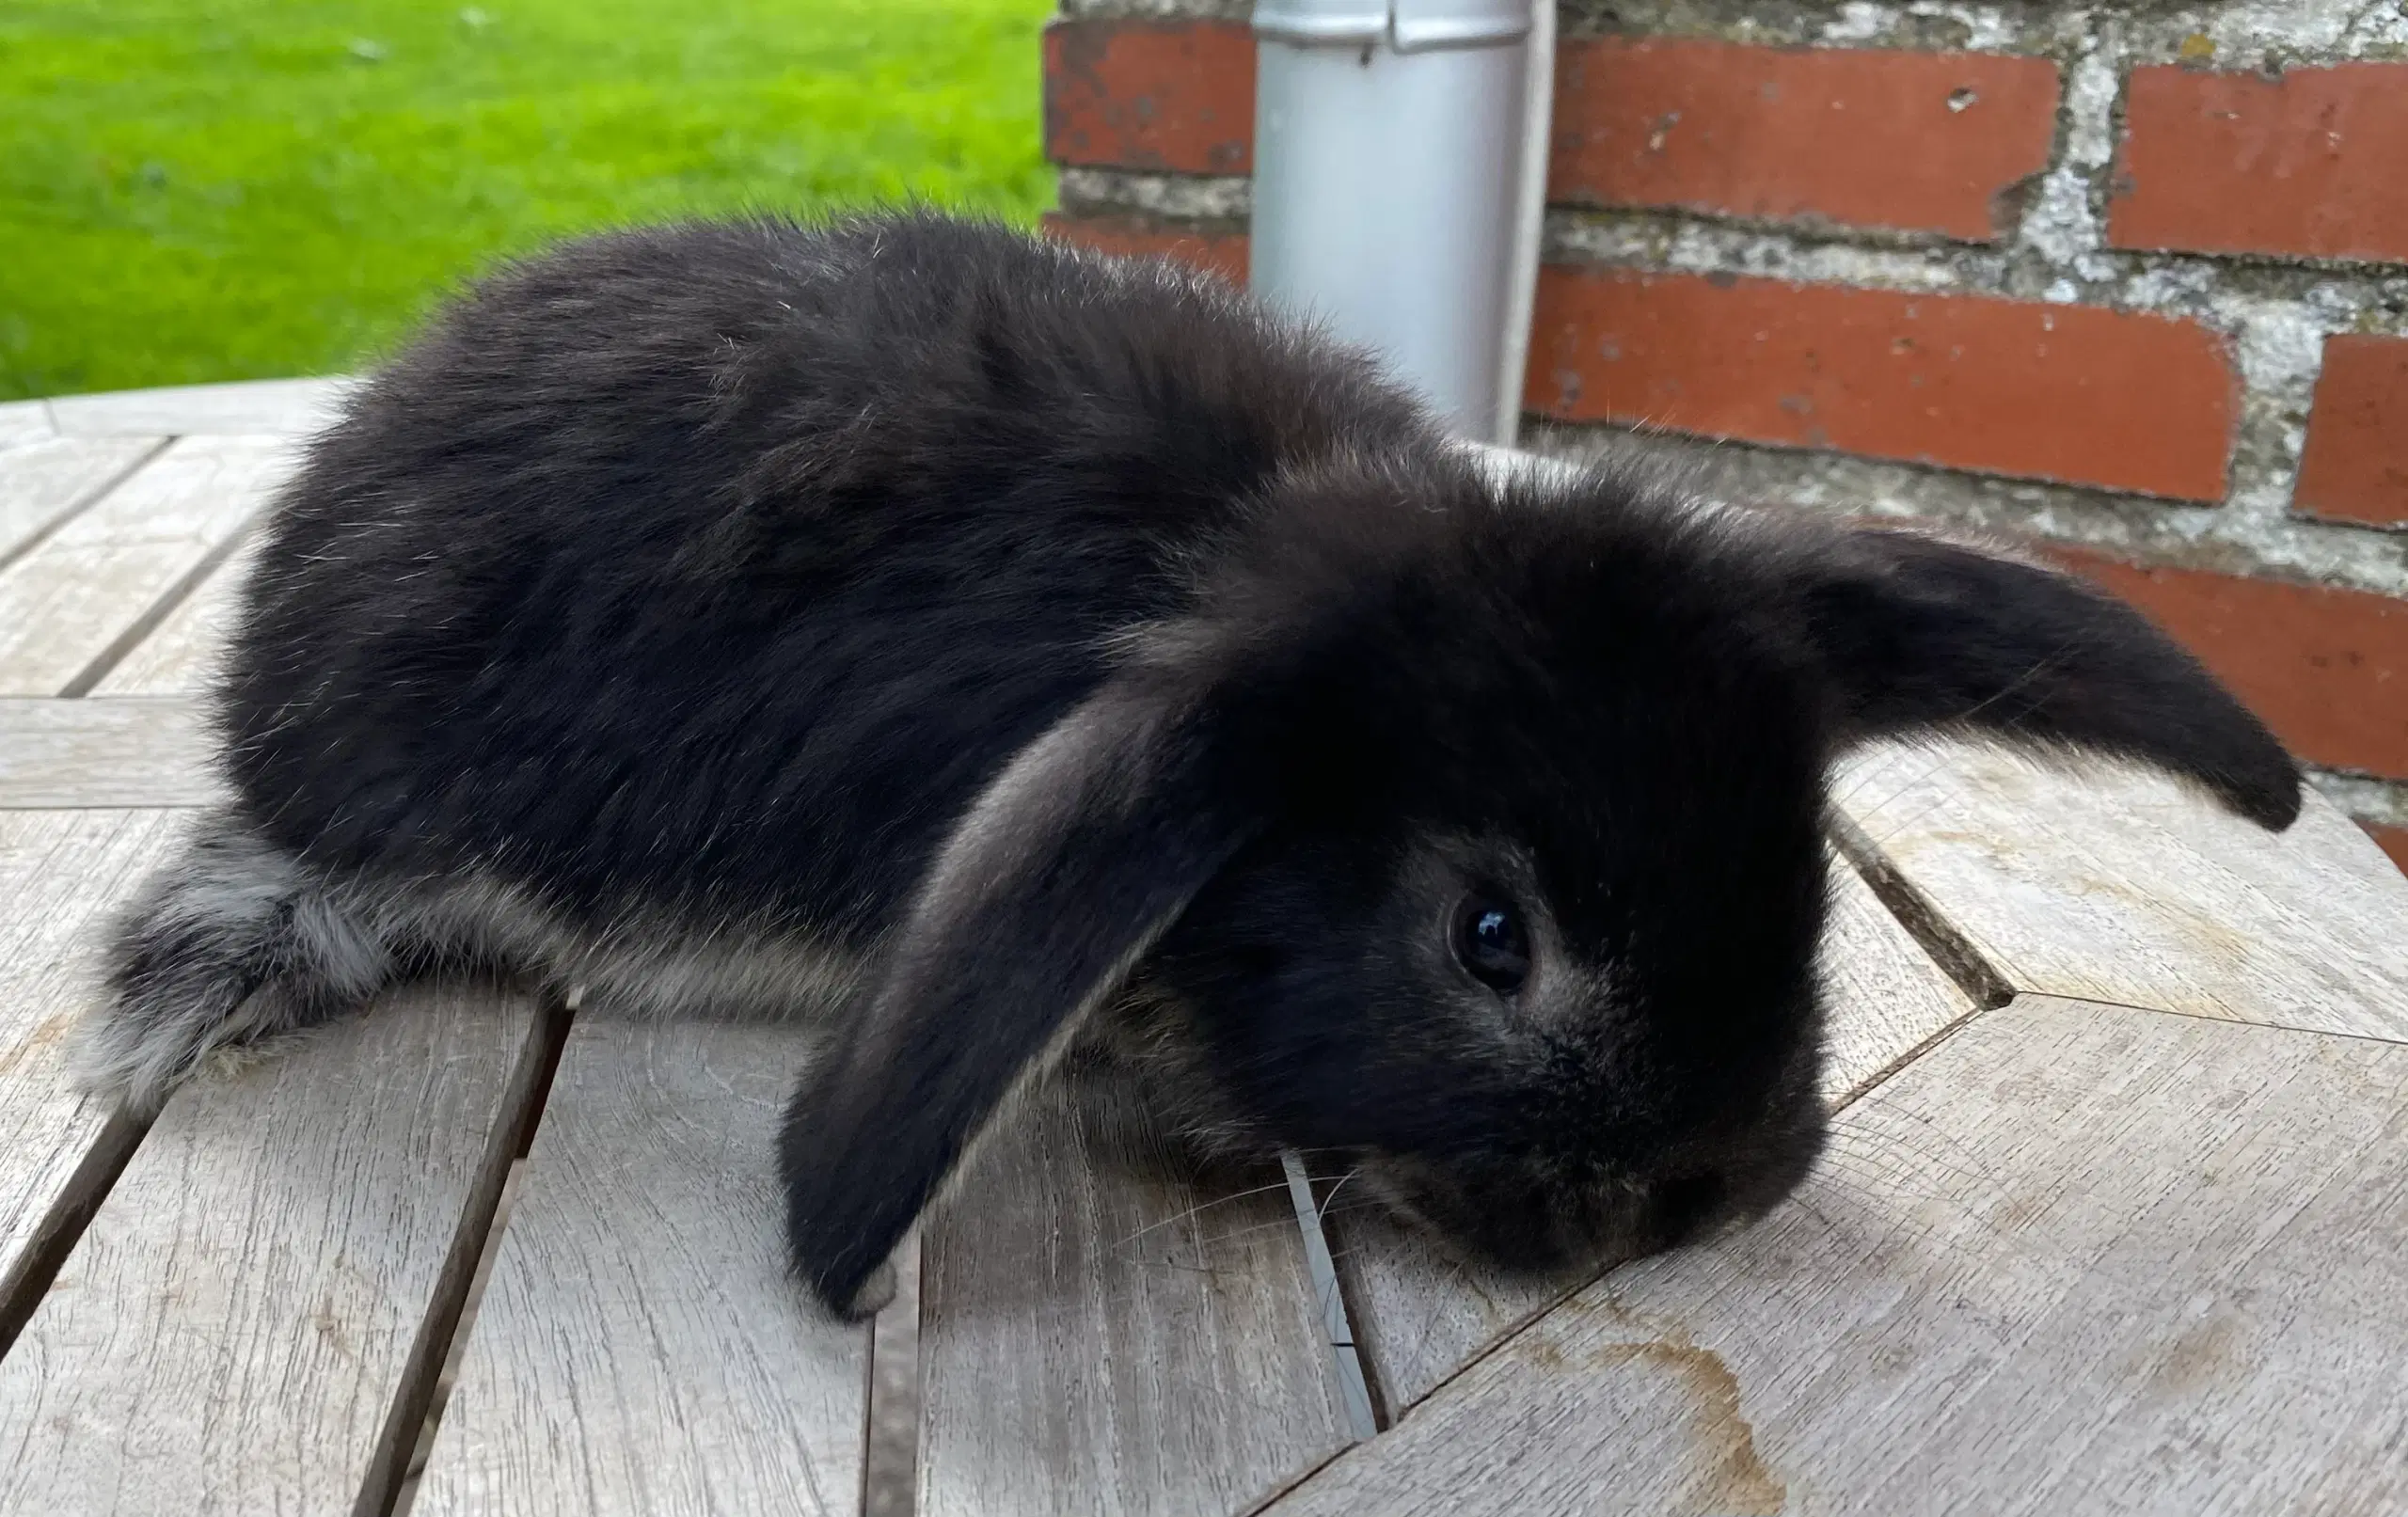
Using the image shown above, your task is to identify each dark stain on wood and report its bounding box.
[1590,1339,1786,1515]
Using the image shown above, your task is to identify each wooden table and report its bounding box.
[2,380,2404,1516]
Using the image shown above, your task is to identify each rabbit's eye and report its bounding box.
[1451,894,1529,994]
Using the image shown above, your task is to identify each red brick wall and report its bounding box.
[1044,22,1253,175]
[2111,63,2408,264]
[2297,336,2408,529]
[1524,268,2239,501]
[1041,8,2408,871]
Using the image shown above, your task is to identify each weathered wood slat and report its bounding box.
[1332,855,1981,1416]
[1267,996,2408,1516]
[1834,739,2408,1041]
[0,399,56,451]
[0,810,192,1341]
[1814,855,1988,1099]
[93,541,258,697]
[0,984,552,1517]
[0,435,293,696]
[917,1088,1357,1517]
[412,1017,872,1517]
[45,377,356,439]
[0,698,215,809]
[0,435,163,568]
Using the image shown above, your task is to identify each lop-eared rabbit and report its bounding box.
[83,213,2299,1318]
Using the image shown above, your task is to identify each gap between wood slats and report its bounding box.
[56,512,261,698]
[0,1104,151,1361]
[388,1161,528,1516]
[1265,957,2006,1512]
[1826,808,2016,1011]
[363,992,574,1517]
[0,437,171,579]
[1281,1153,1382,1437]
[862,1231,924,1517]
[1233,992,2018,1517]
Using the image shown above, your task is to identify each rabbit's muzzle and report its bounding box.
[1355,1082,1829,1276]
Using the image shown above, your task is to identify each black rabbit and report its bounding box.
[81,211,2300,1319]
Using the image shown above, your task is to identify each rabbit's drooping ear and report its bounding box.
[779,671,1257,1318]
[1789,522,2301,830]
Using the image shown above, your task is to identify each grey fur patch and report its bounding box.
[74,811,388,1111]
[1063,977,1268,1166]
[357,867,866,1024]
[77,811,866,1112]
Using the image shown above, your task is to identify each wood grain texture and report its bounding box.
[412,1017,872,1517]
[0,809,192,1332]
[1814,857,1986,1101]
[0,983,548,1517]
[92,541,258,697]
[0,435,162,567]
[917,1087,1356,1517]
[0,435,293,696]
[1332,855,1980,1414]
[0,698,215,809]
[46,377,356,439]
[1835,739,2408,1040]
[1269,996,2408,1516]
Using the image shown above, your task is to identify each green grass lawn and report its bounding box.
[0,0,1054,400]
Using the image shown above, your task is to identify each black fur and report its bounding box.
[218,213,1421,929]
[89,210,2300,1319]
[1794,524,2300,828]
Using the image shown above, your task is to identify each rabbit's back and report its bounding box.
[219,213,1433,940]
